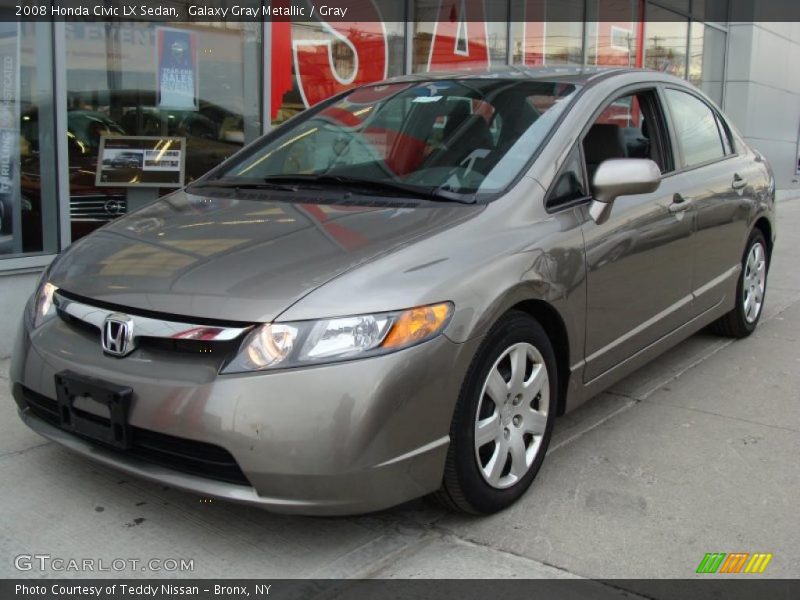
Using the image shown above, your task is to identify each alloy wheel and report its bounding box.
[474,342,550,489]
[743,242,766,323]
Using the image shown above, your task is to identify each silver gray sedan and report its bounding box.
[11,67,775,515]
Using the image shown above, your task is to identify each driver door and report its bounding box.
[581,88,695,382]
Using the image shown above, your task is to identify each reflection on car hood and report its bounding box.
[48,190,481,323]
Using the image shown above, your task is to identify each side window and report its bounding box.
[664,88,726,167]
[582,90,670,193]
[547,146,587,209]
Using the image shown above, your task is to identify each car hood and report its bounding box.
[49,190,482,323]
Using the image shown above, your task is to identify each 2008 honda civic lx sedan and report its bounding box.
[11,67,775,515]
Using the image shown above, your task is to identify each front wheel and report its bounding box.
[709,228,769,338]
[434,311,558,514]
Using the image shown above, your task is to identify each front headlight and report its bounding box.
[221,302,453,374]
[28,276,58,329]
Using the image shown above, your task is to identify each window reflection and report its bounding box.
[220,79,579,197]
[689,22,726,105]
[64,22,263,242]
[644,7,689,78]
[413,0,506,72]
[271,11,405,126]
[585,0,641,67]
[511,0,584,66]
[664,88,725,166]
[4,22,59,257]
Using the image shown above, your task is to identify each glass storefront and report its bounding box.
[413,0,507,72]
[689,21,726,104]
[272,3,405,125]
[585,0,641,67]
[510,1,584,66]
[644,6,689,79]
[64,22,263,240]
[643,1,726,104]
[2,22,59,257]
[0,2,730,267]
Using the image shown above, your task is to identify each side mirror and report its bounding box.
[588,158,661,225]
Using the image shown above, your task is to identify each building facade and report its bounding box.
[0,1,798,356]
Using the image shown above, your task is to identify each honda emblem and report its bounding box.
[101,314,135,357]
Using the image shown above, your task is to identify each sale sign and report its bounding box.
[283,0,493,113]
[156,27,198,111]
[426,0,490,71]
[292,18,388,108]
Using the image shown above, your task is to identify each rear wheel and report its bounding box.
[709,228,768,338]
[435,311,557,514]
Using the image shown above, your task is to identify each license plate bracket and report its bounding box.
[55,370,133,449]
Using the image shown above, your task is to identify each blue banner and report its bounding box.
[156,27,197,111]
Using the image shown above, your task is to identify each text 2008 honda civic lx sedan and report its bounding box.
[11,68,775,515]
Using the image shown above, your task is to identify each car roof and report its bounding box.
[382,66,644,86]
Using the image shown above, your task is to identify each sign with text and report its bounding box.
[156,27,198,111]
[96,136,185,188]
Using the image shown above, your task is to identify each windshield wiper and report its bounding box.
[191,178,298,193]
[262,174,477,204]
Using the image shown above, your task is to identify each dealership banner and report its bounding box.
[156,27,198,110]
[2,0,800,22]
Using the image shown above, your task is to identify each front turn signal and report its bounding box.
[381,302,453,349]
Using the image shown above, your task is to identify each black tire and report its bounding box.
[434,310,558,514]
[709,228,769,338]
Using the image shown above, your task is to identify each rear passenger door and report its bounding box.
[581,88,695,382]
[661,87,755,314]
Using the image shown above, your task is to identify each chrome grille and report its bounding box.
[55,291,252,348]
[69,195,127,222]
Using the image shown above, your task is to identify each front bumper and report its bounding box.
[10,315,480,515]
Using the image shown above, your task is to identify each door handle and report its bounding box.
[732,174,747,190]
[668,193,691,213]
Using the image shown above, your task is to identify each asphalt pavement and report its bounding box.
[1,198,798,581]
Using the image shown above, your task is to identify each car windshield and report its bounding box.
[206,78,579,200]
